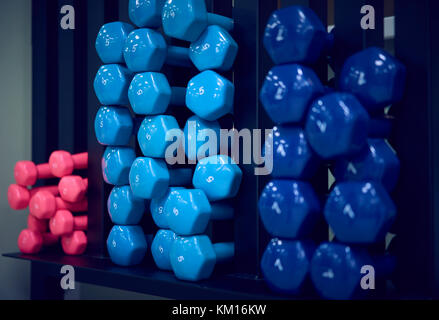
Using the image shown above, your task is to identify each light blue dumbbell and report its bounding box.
[107,185,146,225]
[123,27,237,72]
[170,235,234,281]
[94,64,133,106]
[150,187,184,229]
[129,157,192,199]
[150,229,178,271]
[94,106,133,146]
[107,225,148,266]
[164,189,234,236]
[162,0,234,42]
[128,0,165,28]
[102,147,136,186]
[95,22,135,64]
[183,115,220,162]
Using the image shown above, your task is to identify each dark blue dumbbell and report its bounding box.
[150,187,184,229]
[128,0,165,28]
[107,186,146,225]
[260,64,325,124]
[94,64,133,106]
[325,181,396,244]
[332,139,400,191]
[107,225,148,266]
[150,229,178,271]
[102,147,136,186]
[259,180,322,239]
[311,242,395,299]
[263,5,333,65]
[95,22,135,64]
[261,239,315,295]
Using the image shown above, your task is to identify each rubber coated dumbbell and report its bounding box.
[95,22,135,64]
[28,215,48,233]
[339,47,406,112]
[332,139,400,192]
[129,157,192,199]
[325,181,396,244]
[94,64,133,106]
[183,115,221,161]
[14,160,55,187]
[263,5,333,65]
[260,64,325,124]
[8,184,58,210]
[61,230,87,255]
[107,225,148,266]
[151,229,178,271]
[49,210,88,236]
[259,180,322,239]
[129,71,234,121]
[123,26,237,72]
[162,0,234,42]
[261,238,315,295]
[94,106,133,146]
[164,189,234,236]
[170,235,234,281]
[29,191,88,220]
[18,229,58,254]
[49,151,88,178]
[192,155,243,201]
[58,176,88,203]
[150,187,183,229]
[264,126,320,179]
[128,0,165,28]
[102,147,136,185]
[107,185,146,225]
[311,242,395,300]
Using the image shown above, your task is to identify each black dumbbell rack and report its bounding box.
[4,0,439,300]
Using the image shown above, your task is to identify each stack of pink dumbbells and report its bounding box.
[7,151,89,256]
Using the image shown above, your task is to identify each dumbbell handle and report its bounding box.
[169,168,193,186]
[213,242,234,263]
[73,215,88,230]
[170,86,187,106]
[71,152,88,169]
[55,197,88,212]
[369,116,393,138]
[207,13,234,32]
[166,46,192,67]
[210,203,234,220]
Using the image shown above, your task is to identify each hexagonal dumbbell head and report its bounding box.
[193,155,242,201]
[150,187,184,229]
[265,126,320,179]
[94,64,133,106]
[95,22,135,63]
[339,47,406,112]
[94,106,133,146]
[107,225,147,266]
[333,139,400,191]
[261,239,315,295]
[102,147,136,185]
[108,185,146,225]
[170,235,234,281]
[49,210,88,236]
[260,64,324,124]
[58,176,88,203]
[325,182,396,243]
[61,230,87,255]
[305,92,370,159]
[137,115,181,158]
[49,151,88,178]
[183,115,220,162]
[128,0,165,28]
[264,5,331,65]
[17,229,43,254]
[259,180,321,239]
[186,70,234,121]
[151,229,178,270]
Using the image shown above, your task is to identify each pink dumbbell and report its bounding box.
[27,214,48,233]
[61,230,87,255]
[49,210,88,236]
[14,161,56,187]
[7,184,59,210]
[58,176,88,203]
[17,229,59,254]
[29,191,88,220]
[49,151,88,178]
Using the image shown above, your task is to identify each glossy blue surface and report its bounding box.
[259,180,321,239]
[107,225,148,266]
[94,64,132,106]
[95,22,134,64]
[261,239,315,295]
[123,28,167,72]
[263,5,329,64]
[137,115,182,158]
[128,0,165,28]
[305,92,370,159]
[193,155,242,201]
[129,157,170,199]
[107,186,146,225]
[151,229,178,271]
[150,187,184,229]
[333,139,400,191]
[189,25,238,72]
[186,70,234,121]
[101,147,136,185]
[265,126,320,179]
[94,106,133,146]
[128,72,172,115]
[339,47,406,112]
[260,64,324,124]
[183,115,220,162]
[325,182,396,243]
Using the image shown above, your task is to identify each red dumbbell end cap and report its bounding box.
[61,231,87,255]
[49,210,74,236]
[14,161,38,186]
[8,184,30,210]
[18,229,43,254]
[59,176,87,203]
[49,151,74,177]
[29,191,57,219]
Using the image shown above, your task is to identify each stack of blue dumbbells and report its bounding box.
[258,6,406,299]
[93,0,243,281]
